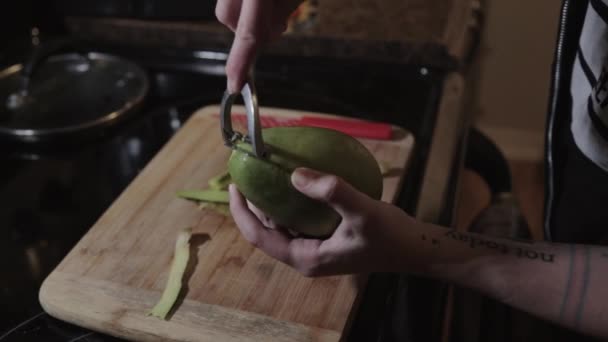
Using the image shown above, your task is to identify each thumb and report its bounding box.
[291,168,371,217]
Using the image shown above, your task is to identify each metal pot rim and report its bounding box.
[0,52,150,143]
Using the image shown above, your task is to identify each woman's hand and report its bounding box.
[229,169,608,340]
[228,168,419,276]
[215,0,302,93]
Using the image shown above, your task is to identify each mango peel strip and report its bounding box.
[148,227,192,320]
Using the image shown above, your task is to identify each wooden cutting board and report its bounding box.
[39,105,415,342]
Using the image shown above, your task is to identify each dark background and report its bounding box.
[0,0,220,58]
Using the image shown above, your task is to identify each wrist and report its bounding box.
[400,222,512,300]
[423,241,513,303]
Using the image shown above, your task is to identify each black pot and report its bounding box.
[0,39,149,143]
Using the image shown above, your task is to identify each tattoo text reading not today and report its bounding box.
[422,231,556,263]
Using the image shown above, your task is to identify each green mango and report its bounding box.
[228,126,383,237]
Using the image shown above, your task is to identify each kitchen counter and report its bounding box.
[64,0,481,69]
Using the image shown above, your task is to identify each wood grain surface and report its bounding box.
[39,105,415,342]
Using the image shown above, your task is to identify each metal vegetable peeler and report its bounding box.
[220,79,267,158]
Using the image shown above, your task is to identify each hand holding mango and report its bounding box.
[228,127,383,237]
[229,168,420,276]
[226,125,418,277]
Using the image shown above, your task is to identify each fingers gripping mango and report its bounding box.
[228,127,383,237]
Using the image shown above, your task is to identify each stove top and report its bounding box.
[0,44,445,341]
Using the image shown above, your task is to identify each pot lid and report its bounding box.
[0,51,149,142]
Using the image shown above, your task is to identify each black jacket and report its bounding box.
[545,0,608,244]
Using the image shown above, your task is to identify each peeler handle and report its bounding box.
[220,80,266,158]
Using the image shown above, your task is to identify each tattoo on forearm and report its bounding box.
[559,244,575,318]
[558,245,592,328]
[575,246,591,328]
[421,231,556,263]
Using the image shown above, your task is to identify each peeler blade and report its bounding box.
[219,81,266,158]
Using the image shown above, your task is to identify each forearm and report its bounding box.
[403,222,608,339]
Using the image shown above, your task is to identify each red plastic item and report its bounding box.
[299,116,392,140]
[214,113,392,140]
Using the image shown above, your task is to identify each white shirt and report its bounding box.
[571,0,608,170]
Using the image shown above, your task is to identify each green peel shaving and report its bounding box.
[208,171,232,191]
[197,202,231,216]
[176,189,229,203]
[148,227,192,320]
[177,171,232,216]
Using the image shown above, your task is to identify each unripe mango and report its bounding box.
[228,127,382,237]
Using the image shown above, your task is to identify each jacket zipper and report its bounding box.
[544,0,571,241]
